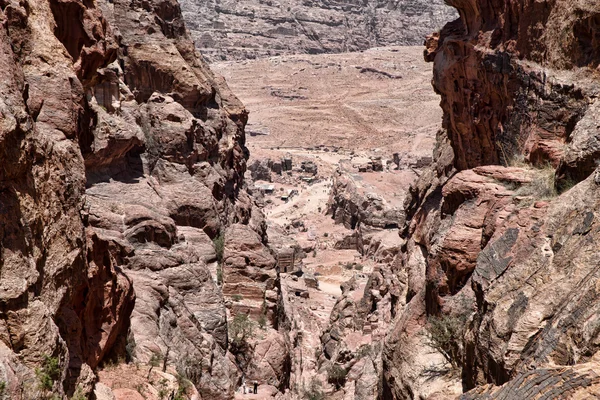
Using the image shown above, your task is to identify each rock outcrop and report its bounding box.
[0,0,263,398]
[179,0,456,61]
[0,0,134,397]
[379,0,600,398]
[328,169,404,231]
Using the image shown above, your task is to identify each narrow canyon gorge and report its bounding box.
[0,0,600,400]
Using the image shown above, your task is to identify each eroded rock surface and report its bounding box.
[0,0,263,398]
[379,0,600,398]
[179,0,456,61]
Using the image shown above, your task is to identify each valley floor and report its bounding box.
[212,46,444,398]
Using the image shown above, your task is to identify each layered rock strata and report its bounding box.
[379,0,600,398]
[179,0,456,61]
[0,0,270,398]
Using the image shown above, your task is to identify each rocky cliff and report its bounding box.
[378,0,600,398]
[0,0,267,398]
[178,0,456,61]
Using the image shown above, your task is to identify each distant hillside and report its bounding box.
[179,0,457,61]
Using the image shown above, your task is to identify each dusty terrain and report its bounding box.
[3,0,600,399]
[215,46,440,156]
[211,46,444,398]
[212,45,442,299]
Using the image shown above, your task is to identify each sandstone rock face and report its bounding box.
[222,223,278,320]
[0,0,133,397]
[179,0,456,61]
[246,329,290,390]
[328,170,404,232]
[319,270,402,399]
[0,0,260,398]
[461,358,600,400]
[379,0,600,398]
[431,1,600,172]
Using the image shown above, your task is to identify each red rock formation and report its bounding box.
[0,0,262,398]
[432,1,600,172]
[380,0,600,398]
[0,0,134,397]
[179,0,456,62]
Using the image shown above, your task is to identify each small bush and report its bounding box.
[323,232,329,237]
[0,381,6,399]
[158,378,169,400]
[147,352,163,379]
[174,374,192,400]
[213,233,225,264]
[232,294,243,302]
[36,355,60,392]
[176,357,202,391]
[344,263,353,270]
[258,313,268,330]
[424,314,464,369]
[304,378,325,400]
[136,383,146,396]
[354,264,364,271]
[557,176,577,194]
[70,387,86,400]
[229,313,255,352]
[515,165,557,199]
[149,353,162,368]
[326,364,347,389]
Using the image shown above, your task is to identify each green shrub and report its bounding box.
[213,233,225,264]
[36,355,60,392]
[158,378,169,400]
[354,264,364,271]
[174,374,192,400]
[232,294,243,302]
[136,383,146,396]
[557,176,577,194]
[424,314,464,369]
[147,352,163,379]
[229,313,255,352]
[70,387,86,400]
[258,313,268,330]
[149,353,162,368]
[515,164,557,199]
[326,364,347,389]
[303,378,325,400]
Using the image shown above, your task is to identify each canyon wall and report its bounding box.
[379,0,600,398]
[179,0,456,61]
[0,0,266,398]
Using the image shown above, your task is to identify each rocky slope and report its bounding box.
[179,0,456,61]
[0,0,272,398]
[377,0,600,398]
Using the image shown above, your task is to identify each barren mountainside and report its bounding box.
[1,0,600,399]
[0,0,256,398]
[179,0,457,61]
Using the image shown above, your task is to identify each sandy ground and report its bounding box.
[213,46,441,158]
